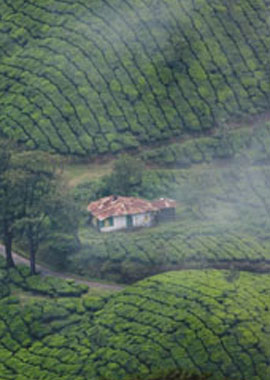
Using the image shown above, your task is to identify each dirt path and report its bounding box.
[0,245,124,291]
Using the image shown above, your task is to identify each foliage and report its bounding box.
[12,150,59,274]
[140,122,270,168]
[0,256,87,297]
[0,260,269,379]
[105,368,212,380]
[103,154,144,196]
[38,232,80,270]
[86,270,270,380]
[32,180,81,269]
[0,140,28,267]
[0,0,269,155]
[0,140,80,272]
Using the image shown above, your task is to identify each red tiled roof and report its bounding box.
[87,195,158,221]
[152,198,177,209]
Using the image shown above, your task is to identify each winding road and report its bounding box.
[0,245,124,291]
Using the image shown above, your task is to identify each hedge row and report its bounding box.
[140,121,270,168]
[0,261,270,379]
[83,270,270,379]
[73,223,270,283]
[0,256,88,297]
[0,0,269,155]
[0,258,104,379]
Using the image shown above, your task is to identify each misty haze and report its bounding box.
[0,0,270,379]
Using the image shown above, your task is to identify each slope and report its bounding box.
[1,258,270,380]
[0,0,269,155]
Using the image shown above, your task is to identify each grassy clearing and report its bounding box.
[63,161,114,187]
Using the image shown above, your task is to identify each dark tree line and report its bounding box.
[0,140,80,274]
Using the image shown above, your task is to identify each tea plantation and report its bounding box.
[0,0,269,155]
[1,0,270,378]
[0,253,270,380]
[75,222,270,282]
[140,121,270,168]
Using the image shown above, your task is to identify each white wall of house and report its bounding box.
[133,212,155,227]
[100,215,127,232]
[98,212,155,232]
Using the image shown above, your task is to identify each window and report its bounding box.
[99,220,105,229]
[108,216,114,226]
[126,214,133,227]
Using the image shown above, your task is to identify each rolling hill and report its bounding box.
[0,0,269,155]
[1,2,270,379]
[0,258,270,380]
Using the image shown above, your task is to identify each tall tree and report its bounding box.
[13,151,58,275]
[14,151,80,274]
[0,141,79,274]
[0,140,22,267]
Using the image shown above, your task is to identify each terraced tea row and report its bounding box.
[140,121,270,168]
[1,254,270,379]
[85,270,270,379]
[0,256,96,380]
[0,252,270,380]
[0,0,269,155]
[75,224,270,282]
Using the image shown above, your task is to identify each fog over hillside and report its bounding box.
[0,0,269,154]
[1,1,270,380]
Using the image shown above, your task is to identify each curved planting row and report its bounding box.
[140,121,270,168]
[0,0,269,155]
[1,255,270,379]
[75,224,270,282]
[0,258,94,380]
[84,270,270,379]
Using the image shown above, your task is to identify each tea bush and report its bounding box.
[0,0,269,155]
[0,261,270,379]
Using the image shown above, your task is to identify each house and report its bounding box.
[152,198,177,221]
[87,195,177,232]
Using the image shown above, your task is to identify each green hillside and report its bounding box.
[85,270,270,380]
[0,0,269,155]
[1,1,270,378]
[75,222,270,283]
[1,258,270,380]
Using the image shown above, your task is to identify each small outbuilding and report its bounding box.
[87,195,177,232]
[152,198,177,221]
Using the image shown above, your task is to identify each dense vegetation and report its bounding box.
[74,222,270,282]
[140,121,270,168]
[86,270,270,380]
[0,258,269,380]
[0,141,80,274]
[0,0,269,155]
[1,1,270,378]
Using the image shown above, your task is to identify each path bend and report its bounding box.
[0,245,124,291]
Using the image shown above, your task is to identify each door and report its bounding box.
[126,214,133,228]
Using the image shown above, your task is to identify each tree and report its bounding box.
[11,151,58,274]
[0,140,23,267]
[13,151,80,275]
[105,154,144,196]
[0,141,80,274]
[37,184,81,270]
